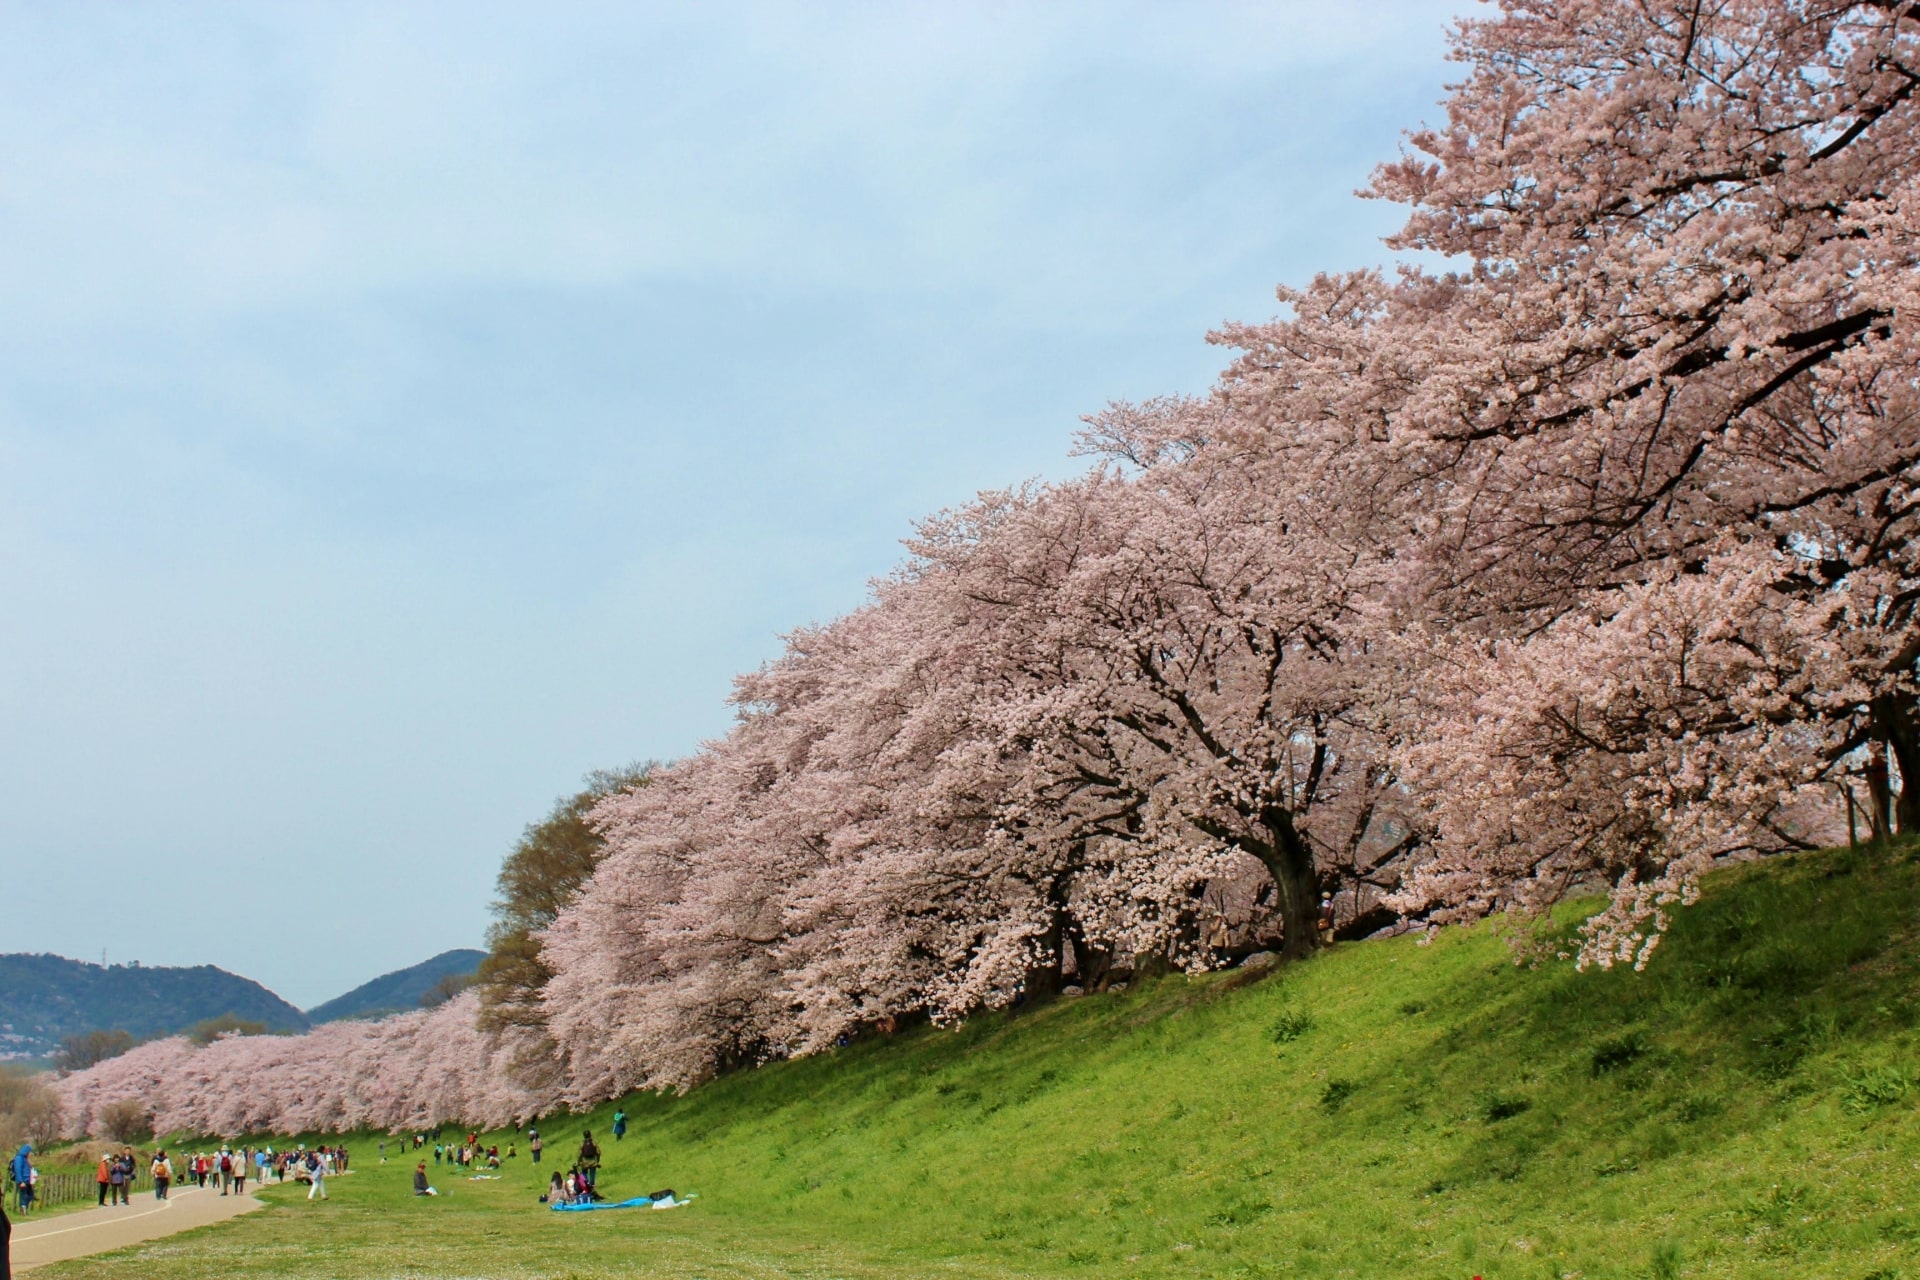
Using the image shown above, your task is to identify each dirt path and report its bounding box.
[8,1184,264,1272]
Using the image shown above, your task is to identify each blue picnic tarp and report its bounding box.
[550,1193,694,1212]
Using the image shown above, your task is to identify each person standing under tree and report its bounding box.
[529,1130,542,1165]
[612,1109,628,1141]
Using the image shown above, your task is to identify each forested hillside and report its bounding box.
[305,949,486,1024]
[0,954,306,1061]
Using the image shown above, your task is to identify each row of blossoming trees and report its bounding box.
[57,0,1920,1137]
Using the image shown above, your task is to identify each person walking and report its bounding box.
[110,1150,131,1205]
[305,1152,327,1201]
[96,1153,112,1206]
[150,1150,172,1200]
[612,1109,628,1141]
[2,1192,13,1280]
[529,1130,542,1165]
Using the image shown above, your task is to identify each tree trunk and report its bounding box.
[1866,744,1893,842]
[1873,693,1920,836]
[1063,917,1113,990]
[1025,893,1067,999]
[1253,807,1321,960]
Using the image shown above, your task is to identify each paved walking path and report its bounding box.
[9,1184,264,1272]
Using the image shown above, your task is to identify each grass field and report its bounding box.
[33,842,1920,1279]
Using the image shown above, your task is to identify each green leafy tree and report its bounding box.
[186,1014,270,1045]
[477,763,653,1035]
[0,1067,64,1150]
[54,1028,137,1073]
[420,971,478,1009]
[99,1096,152,1143]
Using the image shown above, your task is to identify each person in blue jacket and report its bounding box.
[8,1147,31,1214]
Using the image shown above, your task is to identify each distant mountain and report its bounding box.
[0,953,309,1062]
[305,949,487,1024]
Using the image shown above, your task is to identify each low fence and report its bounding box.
[8,1167,145,1209]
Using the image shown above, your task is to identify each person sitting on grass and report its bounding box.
[542,1171,568,1205]
[413,1162,438,1197]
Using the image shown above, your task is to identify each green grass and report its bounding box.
[36,842,1920,1278]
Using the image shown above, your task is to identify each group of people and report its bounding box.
[429,1137,509,1169]
[91,1148,143,1204]
[535,1130,604,1206]
[176,1147,257,1195]
[4,1116,634,1227]
[5,1138,362,1217]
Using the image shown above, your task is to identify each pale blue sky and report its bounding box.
[0,1,1465,1008]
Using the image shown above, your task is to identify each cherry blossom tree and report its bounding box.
[54,993,544,1139]
[900,410,1409,968]
[1217,0,1920,961]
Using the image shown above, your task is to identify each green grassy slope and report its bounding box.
[40,844,1920,1279]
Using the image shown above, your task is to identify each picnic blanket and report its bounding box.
[551,1193,695,1212]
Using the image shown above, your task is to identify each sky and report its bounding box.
[0,0,1466,1010]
